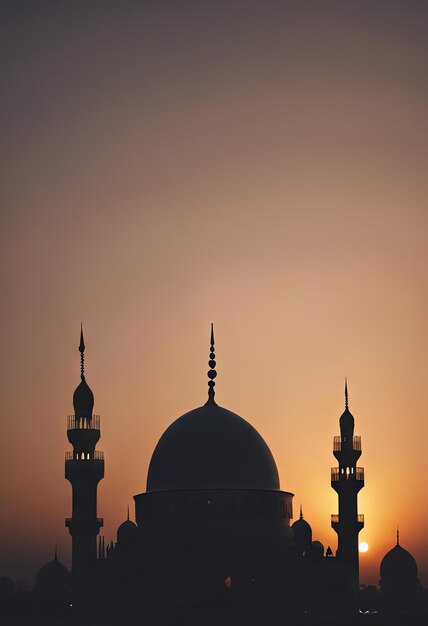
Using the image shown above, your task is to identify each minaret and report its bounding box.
[331,380,364,595]
[65,326,104,573]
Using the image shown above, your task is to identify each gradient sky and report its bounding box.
[1,0,427,588]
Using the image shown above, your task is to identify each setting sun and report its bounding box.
[359,542,369,553]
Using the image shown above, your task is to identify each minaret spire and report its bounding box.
[206,323,217,405]
[345,377,349,410]
[79,323,85,381]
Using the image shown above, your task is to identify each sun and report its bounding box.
[359,541,369,553]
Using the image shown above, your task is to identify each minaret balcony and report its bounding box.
[67,415,101,448]
[67,415,100,430]
[333,436,361,452]
[65,450,104,482]
[331,466,364,483]
[65,450,104,461]
[331,514,364,533]
[331,514,364,525]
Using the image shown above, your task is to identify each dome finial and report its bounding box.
[206,323,217,405]
[54,544,58,560]
[397,526,400,546]
[300,504,303,519]
[127,505,130,521]
[79,323,85,381]
[345,377,349,410]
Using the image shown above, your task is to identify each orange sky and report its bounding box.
[1,1,427,588]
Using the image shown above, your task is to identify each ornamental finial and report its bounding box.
[300,504,303,519]
[397,526,400,546]
[206,323,217,405]
[79,323,85,380]
[345,377,349,410]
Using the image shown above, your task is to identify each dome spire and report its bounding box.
[300,504,303,519]
[79,323,85,381]
[127,505,130,521]
[397,526,400,546]
[206,323,217,405]
[345,377,349,410]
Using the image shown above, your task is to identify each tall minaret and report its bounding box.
[65,326,104,573]
[331,380,364,591]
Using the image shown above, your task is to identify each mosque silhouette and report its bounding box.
[1,326,425,624]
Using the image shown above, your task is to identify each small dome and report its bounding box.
[380,544,418,594]
[147,403,280,492]
[117,519,138,548]
[73,378,94,419]
[34,558,71,594]
[311,541,325,557]
[292,512,313,551]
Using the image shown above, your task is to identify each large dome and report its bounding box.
[146,403,280,492]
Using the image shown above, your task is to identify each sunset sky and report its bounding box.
[1,0,427,588]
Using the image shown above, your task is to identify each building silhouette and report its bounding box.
[57,325,370,621]
[3,325,425,623]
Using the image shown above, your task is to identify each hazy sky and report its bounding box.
[1,0,427,588]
